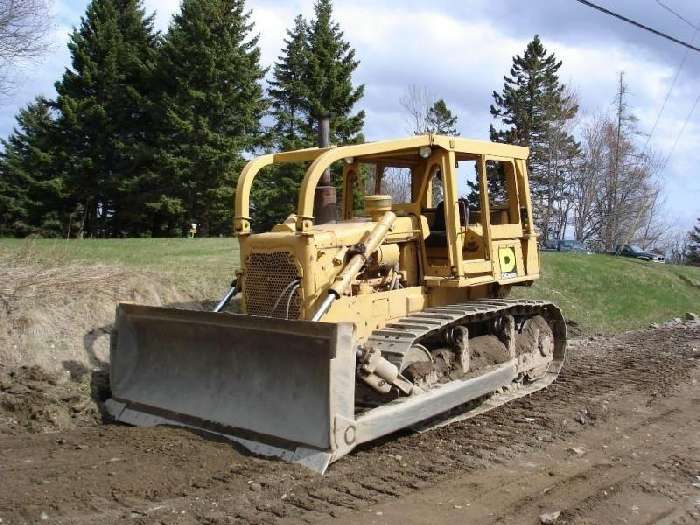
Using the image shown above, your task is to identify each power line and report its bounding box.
[655,0,699,30]
[664,91,700,166]
[647,2,700,167]
[572,0,700,53]
[643,25,699,153]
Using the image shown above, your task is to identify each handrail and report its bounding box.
[233,147,334,235]
[295,135,433,231]
[233,154,274,236]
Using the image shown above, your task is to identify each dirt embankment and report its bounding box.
[0,321,698,524]
[0,253,214,373]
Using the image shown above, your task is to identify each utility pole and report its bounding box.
[610,72,625,251]
[314,114,337,223]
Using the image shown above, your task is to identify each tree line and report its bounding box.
[0,0,362,237]
[0,2,696,261]
[493,38,700,260]
[485,36,670,253]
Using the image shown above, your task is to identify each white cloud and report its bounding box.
[250,3,304,66]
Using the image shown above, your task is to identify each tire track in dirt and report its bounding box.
[329,357,700,524]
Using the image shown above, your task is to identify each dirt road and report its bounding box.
[1,323,699,524]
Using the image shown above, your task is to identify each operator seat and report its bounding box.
[425,199,470,247]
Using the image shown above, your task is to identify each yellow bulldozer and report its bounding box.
[105,134,566,473]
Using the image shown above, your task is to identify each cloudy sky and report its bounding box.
[3,0,699,231]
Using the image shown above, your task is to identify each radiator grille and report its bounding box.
[244,251,302,319]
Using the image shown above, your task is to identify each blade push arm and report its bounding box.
[312,211,397,321]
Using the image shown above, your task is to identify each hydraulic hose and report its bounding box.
[213,280,237,313]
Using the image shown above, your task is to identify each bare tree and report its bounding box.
[399,84,434,135]
[663,228,689,265]
[572,114,606,243]
[539,86,580,240]
[0,0,52,94]
[380,168,412,203]
[577,74,660,251]
[570,75,666,251]
[594,118,659,251]
[631,183,667,250]
[363,165,412,203]
[388,85,459,205]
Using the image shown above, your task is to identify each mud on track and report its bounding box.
[0,323,699,524]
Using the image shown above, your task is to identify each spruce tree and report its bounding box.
[53,0,160,237]
[304,0,365,215]
[688,218,700,266]
[259,2,365,230]
[0,98,66,236]
[269,15,310,148]
[303,0,364,144]
[490,35,579,239]
[255,15,310,230]
[426,99,458,135]
[424,98,458,204]
[154,0,266,236]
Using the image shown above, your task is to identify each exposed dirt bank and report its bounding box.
[0,256,215,372]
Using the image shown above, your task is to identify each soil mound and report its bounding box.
[0,364,108,434]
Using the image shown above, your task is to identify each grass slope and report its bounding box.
[0,238,239,291]
[513,252,700,334]
[1,239,698,335]
[0,239,239,370]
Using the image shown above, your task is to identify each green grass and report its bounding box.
[1,238,698,335]
[0,237,239,286]
[512,252,700,334]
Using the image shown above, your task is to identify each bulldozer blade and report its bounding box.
[106,304,356,474]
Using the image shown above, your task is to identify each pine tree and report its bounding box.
[490,35,579,240]
[268,15,310,148]
[253,15,311,230]
[303,0,364,144]
[426,99,458,135]
[304,0,365,215]
[0,98,66,237]
[424,98,458,204]
[257,2,365,230]
[154,0,266,236]
[53,0,160,237]
[688,218,700,266]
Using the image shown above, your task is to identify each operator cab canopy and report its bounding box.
[233,134,529,235]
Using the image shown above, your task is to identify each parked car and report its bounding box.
[614,244,665,263]
[540,239,559,252]
[557,240,591,254]
[540,239,590,253]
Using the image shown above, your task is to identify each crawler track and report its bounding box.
[362,300,566,423]
[368,300,566,365]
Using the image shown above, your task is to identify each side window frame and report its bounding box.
[417,150,465,277]
[483,155,524,239]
